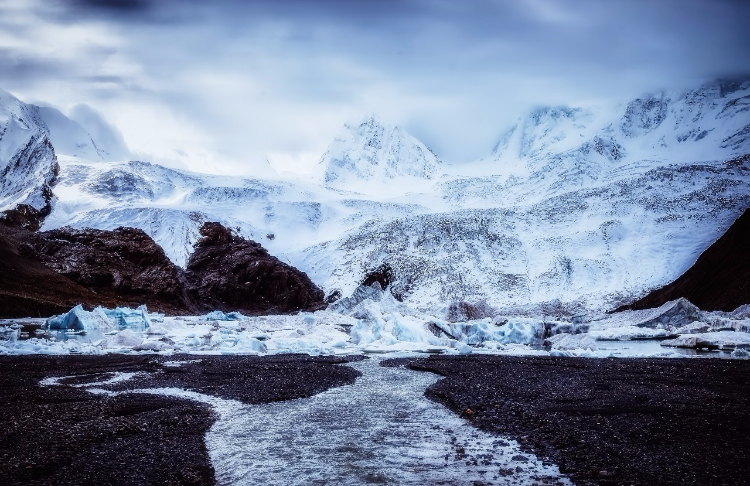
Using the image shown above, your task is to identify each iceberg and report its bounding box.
[102,306,151,330]
[44,305,151,332]
[45,305,114,331]
[201,310,248,321]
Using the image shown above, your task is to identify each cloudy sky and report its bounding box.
[0,0,748,176]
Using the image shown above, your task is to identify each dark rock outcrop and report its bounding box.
[0,224,121,318]
[622,208,750,312]
[185,222,325,314]
[1,221,325,318]
[23,226,191,315]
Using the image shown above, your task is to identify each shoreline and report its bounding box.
[2,354,749,485]
[400,355,750,486]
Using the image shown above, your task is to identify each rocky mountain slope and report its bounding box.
[24,226,190,314]
[0,221,325,318]
[0,222,113,318]
[0,89,59,230]
[623,206,750,312]
[0,79,748,313]
[185,222,325,314]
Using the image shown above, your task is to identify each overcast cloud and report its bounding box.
[0,0,748,175]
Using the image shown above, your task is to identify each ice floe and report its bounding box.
[2,297,749,358]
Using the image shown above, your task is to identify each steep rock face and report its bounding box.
[623,207,750,312]
[0,90,58,217]
[0,88,130,232]
[0,133,59,230]
[0,223,113,318]
[23,227,191,314]
[2,221,325,317]
[620,93,669,137]
[186,223,325,314]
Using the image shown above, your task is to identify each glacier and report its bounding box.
[1,78,749,313]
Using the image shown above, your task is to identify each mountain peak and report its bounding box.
[314,114,442,192]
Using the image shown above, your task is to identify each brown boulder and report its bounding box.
[22,226,192,315]
[185,222,325,314]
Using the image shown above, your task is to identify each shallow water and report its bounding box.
[595,339,735,358]
[51,358,572,485]
[203,358,570,485]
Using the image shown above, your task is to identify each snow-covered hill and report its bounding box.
[0,89,130,220]
[0,89,58,217]
[313,115,442,195]
[1,79,749,312]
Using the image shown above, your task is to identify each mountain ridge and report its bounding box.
[0,78,748,312]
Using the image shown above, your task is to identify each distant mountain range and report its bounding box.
[1,78,749,312]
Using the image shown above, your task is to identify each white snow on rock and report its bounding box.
[2,79,750,310]
[312,114,442,195]
[0,88,130,217]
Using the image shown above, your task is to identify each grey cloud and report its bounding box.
[4,0,749,170]
[69,103,130,159]
[0,50,68,87]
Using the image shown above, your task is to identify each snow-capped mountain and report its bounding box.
[37,105,129,162]
[0,89,130,221]
[313,115,442,194]
[1,79,749,312]
[0,89,58,218]
[301,78,750,310]
[483,78,750,202]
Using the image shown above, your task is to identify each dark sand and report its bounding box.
[2,354,750,485]
[0,354,362,486]
[398,355,750,486]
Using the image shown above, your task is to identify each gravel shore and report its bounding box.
[3,354,749,485]
[0,354,362,485]
[399,355,750,486]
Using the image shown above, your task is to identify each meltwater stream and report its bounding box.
[203,358,570,485]
[43,358,572,485]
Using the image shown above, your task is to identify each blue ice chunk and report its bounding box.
[45,305,115,331]
[100,306,151,330]
[202,310,247,321]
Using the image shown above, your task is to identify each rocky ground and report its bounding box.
[0,354,362,486]
[3,354,750,485]
[398,355,750,486]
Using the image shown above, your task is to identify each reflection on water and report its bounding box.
[50,328,105,343]
[596,339,735,358]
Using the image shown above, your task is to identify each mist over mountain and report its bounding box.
[1,77,748,312]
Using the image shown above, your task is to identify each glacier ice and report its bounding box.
[201,310,247,321]
[45,305,114,331]
[44,305,150,332]
[4,296,750,357]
